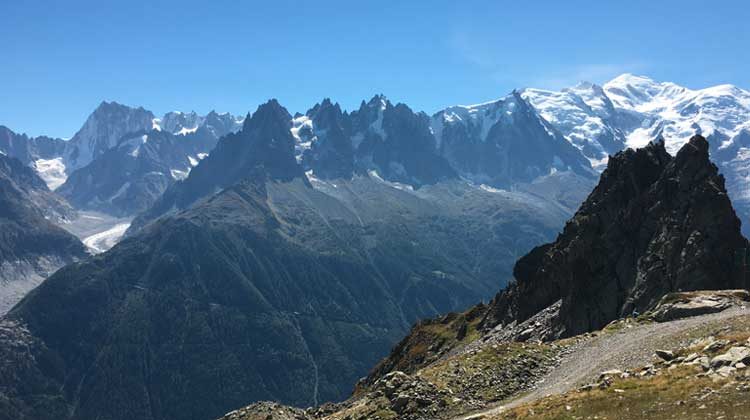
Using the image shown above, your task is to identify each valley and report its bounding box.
[60,211,133,254]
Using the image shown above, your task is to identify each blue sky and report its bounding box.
[2,0,748,137]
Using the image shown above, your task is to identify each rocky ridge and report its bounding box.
[480,135,748,340]
[0,154,86,314]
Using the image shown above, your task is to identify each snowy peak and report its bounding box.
[154,110,243,137]
[521,83,627,169]
[431,93,525,148]
[64,101,155,171]
[155,110,243,137]
[298,98,353,178]
[522,73,750,236]
[362,94,391,111]
[600,75,750,153]
[432,91,594,186]
[603,73,690,112]
[158,111,203,135]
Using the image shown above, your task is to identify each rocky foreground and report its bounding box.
[494,304,750,420]
[217,290,750,420]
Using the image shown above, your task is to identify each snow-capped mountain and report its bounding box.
[1,102,243,216]
[432,91,594,185]
[5,77,750,231]
[131,95,595,232]
[292,93,594,193]
[521,83,636,169]
[63,101,156,173]
[524,73,750,235]
[0,126,68,189]
[603,74,750,154]
[0,102,243,193]
[155,110,243,137]
[296,95,457,186]
[57,128,218,216]
[56,109,242,216]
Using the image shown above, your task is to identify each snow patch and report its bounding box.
[367,169,414,191]
[83,222,131,254]
[170,169,189,180]
[177,126,199,136]
[33,157,67,190]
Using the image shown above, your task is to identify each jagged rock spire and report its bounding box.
[482,135,749,339]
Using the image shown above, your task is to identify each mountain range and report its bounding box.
[0,74,749,420]
[0,100,574,420]
[523,74,750,235]
[4,74,749,233]
[0,104,243,216]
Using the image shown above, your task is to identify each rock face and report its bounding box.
[0,126,66,167]
[296,95,457,186]
[0,155,86,314]
[63,101,156,172]
[0,126,68,190]
[482,135,749,338]
[57,107,241,216]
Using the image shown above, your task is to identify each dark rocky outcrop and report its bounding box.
[300,99,354,179]
[130,100,304,230]
[482,135,749,339]
[301,95,457,186]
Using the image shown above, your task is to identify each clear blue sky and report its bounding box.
[2,0,748,138]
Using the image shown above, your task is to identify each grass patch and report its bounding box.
[494,365,750,420]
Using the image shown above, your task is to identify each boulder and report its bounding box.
[598,369,624,381]
[703,339,730,353]
[716,365,737,377]
[683,353,700,363]
[655,349,676,361]
[651,290,750,322]
[710,346,750,368]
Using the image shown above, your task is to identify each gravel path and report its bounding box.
[454,307,750,420]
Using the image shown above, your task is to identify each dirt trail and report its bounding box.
[454,307,750,420]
